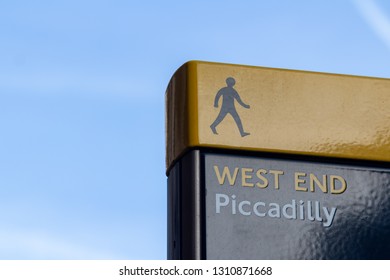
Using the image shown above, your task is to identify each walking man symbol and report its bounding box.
[210,77,250,137]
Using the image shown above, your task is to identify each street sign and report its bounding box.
[166,61,390,259]
[205,153,390,259]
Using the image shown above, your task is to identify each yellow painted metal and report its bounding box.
[166,61,390,171]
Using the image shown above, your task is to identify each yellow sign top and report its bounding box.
[166,61,390,171]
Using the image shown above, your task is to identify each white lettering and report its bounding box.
[215,193,337,227]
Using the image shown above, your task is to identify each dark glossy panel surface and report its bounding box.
[205,154,390,259]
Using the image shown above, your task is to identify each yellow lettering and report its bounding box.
[269,170,284,189]
[213,165,239,185]
[241,168,254,187]
[309,174,328,193]
[330,175,347,194]
[295,172,307,192]
[256,169,268,188]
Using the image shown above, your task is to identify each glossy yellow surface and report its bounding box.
[166,61,390,171]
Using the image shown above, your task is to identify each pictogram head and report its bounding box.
[226,77,236,87]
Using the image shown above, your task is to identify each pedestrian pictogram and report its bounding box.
[210,77,250,137]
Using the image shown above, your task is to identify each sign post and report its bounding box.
[166,61,390,259]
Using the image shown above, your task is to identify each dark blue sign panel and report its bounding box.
[205,154,390,259]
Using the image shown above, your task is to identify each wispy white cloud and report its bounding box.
[353,0,390,50]
[0,230,122,259]
[0,71,159,101]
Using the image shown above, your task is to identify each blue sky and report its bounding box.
[0,0,389,259]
